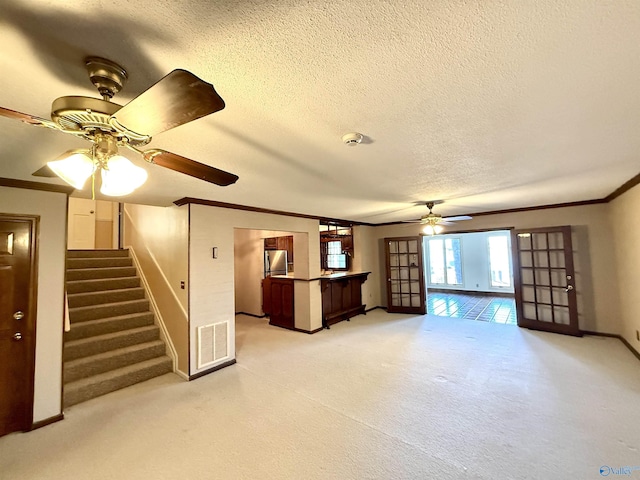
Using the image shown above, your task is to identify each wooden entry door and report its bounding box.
[385,236,426,314]
[511,226,580,336]
[0,217,37,437]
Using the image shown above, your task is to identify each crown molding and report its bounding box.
[174,197,375,226]
[0,177,74,195]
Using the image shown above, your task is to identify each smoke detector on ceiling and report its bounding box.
[342,132,363,146]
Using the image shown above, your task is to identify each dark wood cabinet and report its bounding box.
[340,235,353,253]
[262,276,295,330]
[264,235,294,264]
[320,272,370,328]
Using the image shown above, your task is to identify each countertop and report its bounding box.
[268,271,370,281]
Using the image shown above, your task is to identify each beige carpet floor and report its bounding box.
[1,310,640,479]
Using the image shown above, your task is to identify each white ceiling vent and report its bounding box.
[197,322,229,369]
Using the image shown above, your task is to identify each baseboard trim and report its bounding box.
[620,336,640,362]
[235,312,267,318]
[365,306,386,313]
[293,326,324,335]
[31,413,64,431]
[189,359,236,381]
[583,331,640,362]
[267,322,324,334]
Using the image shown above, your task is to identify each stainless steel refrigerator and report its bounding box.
[264,250,288,276]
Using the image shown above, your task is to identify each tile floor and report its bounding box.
[427,291,517,325]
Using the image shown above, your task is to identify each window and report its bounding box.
[320,222,352,271]
[326,241,347,269]
[488,235,511,287]
[428,238,462,285]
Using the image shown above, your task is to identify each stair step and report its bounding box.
[68,287,146,308]
[66,276,140,294]
[67,257,133,269]
[64,312,155,342]
[64,325,161,361]
[70,299,150,323]
[67,266,137,281]
[64,340,167,383]
[63,248,174,407]
[64,356,173,407]
[68,249,130,258]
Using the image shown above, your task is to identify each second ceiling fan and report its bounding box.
[407,201,472,235]
[0,56,238,196]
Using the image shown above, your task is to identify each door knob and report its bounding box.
[13,311,24,320]
[565,285,574,292]
[12,332,22,341]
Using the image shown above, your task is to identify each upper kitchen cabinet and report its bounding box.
[264,237,278,249]
[264,235,294,264]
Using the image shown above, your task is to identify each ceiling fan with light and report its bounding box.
[0,57,238,196]
[406,201,472,235]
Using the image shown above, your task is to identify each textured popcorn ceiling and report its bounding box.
[1,0,639,223]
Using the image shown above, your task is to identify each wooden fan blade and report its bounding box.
[111,70,225,137]
[442,215,473,222]
[0,106,58,128]
[143,149,238,186]
[32,165,57,177]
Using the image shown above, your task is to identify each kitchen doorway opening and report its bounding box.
[423,229,516,325]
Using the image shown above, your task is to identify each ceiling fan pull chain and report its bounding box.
[91,146,97,200]
[91,169,96,200]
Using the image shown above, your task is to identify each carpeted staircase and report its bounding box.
[64,249,173,408]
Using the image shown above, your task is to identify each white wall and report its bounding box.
[374,203,619,333]
[233,228,263,315]
[610,185,640,354]
[424,230,514,294]
[123,203,189,375]
[0,186,67,423]
[189,204,322,375]
[124,204,189,309]
[94,200,115,249]
[351,225,380,309]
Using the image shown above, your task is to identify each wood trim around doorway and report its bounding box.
[31,413,64,431]
[0,214,40,433]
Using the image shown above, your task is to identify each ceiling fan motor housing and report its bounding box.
[51,96,121,131]
[50,96,150,146]
[85,57,128,99]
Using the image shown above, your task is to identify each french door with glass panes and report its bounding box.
[511,226,580,336]
[385,237,426,314]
